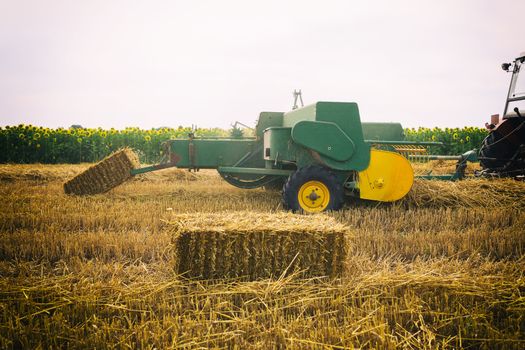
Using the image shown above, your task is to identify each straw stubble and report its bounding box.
[404,178,525,208]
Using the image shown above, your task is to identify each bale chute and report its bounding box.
[63,148,140,195]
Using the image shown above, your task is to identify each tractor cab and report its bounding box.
[502,51,525,119]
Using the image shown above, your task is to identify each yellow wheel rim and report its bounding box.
[298,180,331,213]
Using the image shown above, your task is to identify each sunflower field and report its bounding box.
[0,125,227,163]
[404,126,488,155]
[0,124,488,164]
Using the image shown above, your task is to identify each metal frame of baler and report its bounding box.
[130,136,474,186]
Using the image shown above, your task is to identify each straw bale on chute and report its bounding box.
[63,148,140,195]
[171,212,350,280]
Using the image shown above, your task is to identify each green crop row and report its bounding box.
[0,124,488,164]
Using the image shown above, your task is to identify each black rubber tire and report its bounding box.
[479,118,525,170]
[479,130,507,169]
[282,165,345,212]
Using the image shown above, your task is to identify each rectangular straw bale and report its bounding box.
[64,148,140,195]
[171,212,350,280]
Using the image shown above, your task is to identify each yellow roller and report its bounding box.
[358,149,414,202]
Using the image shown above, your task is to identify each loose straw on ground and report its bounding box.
[403,178,525,208]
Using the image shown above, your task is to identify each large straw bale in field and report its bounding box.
[171,212,350,280]
[63,148,140,195]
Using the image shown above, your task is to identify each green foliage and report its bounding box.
[0,125,227,164]
[0,124,488,163]
[229,126,244,139]
[404,126,488,155]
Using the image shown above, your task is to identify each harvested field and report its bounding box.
[402,178,525,208]
[0,162,524,349]
[412,159,482,175]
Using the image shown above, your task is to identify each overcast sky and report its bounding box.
[0,0,523,130]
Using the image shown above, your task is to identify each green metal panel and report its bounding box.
[218,167,293,176]
[283,103,317,127]
[263,127,292,161]
[167,102,411,175]
[169,139,261,169]
[292,121,355,161]
[255,112,284,139]
[362,122,404,141]
[284,102,370,171]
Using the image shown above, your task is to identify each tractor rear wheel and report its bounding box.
[282,165,344,213]
[479,117,525,174]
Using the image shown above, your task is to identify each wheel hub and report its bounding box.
[298,180,331,212]
[308,190,319,201]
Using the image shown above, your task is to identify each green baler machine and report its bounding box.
[68,51,525,212]
[132,101,438,212]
